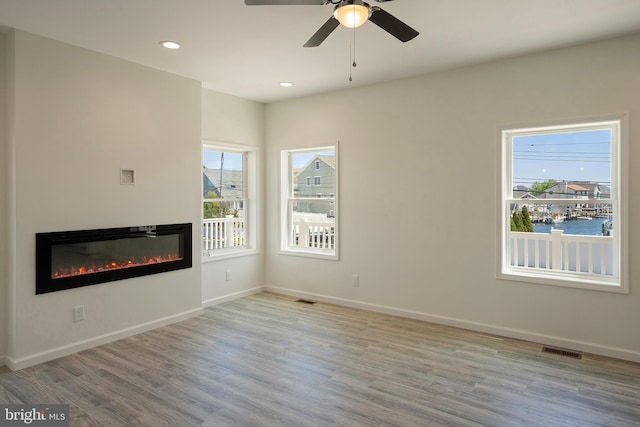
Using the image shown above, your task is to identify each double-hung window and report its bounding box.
[281,145,338,259]
[202,143,258,259]
[499,117,627,292]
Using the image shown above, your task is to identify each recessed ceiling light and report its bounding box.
[280,82,293,87]
[160,41,181,50]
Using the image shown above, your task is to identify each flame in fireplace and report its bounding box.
[52,254,182,279]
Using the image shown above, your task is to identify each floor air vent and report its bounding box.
[542,346,583,359]
[295,299,317,305]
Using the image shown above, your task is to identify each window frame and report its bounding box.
[202,141,259,261]
[280,143,339,260]
[498,115,628,293]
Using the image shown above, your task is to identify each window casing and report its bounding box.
[499,117,627,292]
[281,145,338,259]
[202,143,258,259]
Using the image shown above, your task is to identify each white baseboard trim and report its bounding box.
[202,286,266,308]
[266,286,640,364]
[5,307,204,371]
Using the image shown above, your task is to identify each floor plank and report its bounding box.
[1,292,639,426]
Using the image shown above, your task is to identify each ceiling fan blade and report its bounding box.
[369,7,419,42]
[304,16,340,47]
[244,0,325,5]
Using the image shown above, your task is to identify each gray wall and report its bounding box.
[0,33,7,361]
[264,33,640,361]
[201,89,265,305]
[5,30,203,368]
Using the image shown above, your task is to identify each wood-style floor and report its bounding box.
[1,292,639,426]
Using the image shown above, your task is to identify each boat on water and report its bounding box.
[544,214,565,224]
[576,216,593,220]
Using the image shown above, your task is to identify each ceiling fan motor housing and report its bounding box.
[334,1,372,28]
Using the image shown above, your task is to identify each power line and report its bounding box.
[513,158,610,163]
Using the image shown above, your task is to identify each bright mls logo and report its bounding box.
[0,405,68,426]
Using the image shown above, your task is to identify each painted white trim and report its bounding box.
[202,286,265,307]
[497,114,629,293]
[5,307,204,371]
[202,248,260,262]
[266,286,640,364]
[201,140,261,263]
[280,142,340,261]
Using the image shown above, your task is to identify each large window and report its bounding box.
[281,145,338,259]
[202,143,257,259]
[500,117,627,292]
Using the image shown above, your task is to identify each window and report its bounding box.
[202,143,258,259]
[306,176,311,186]
[500,117,627,292]
[281,145,338,259]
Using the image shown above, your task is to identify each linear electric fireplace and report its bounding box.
[36,223,192,295]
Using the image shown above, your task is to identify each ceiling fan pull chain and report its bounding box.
[349,23,356,82]
[352,22,357,68]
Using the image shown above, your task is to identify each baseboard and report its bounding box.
[202,286,266,308]
[5,307,204,371]
[0,355,6,368]
[266,286,640,364]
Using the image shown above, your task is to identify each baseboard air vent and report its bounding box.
[542,346,583,359]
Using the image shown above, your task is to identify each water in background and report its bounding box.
[533,217,609,236]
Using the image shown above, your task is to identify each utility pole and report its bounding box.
[219,152,224,218]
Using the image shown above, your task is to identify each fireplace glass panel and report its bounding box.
[51,233,182,279]
[36,223,192,294]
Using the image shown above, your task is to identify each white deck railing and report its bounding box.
[291,213,335,249]
[202,217,245,250]
[509,229,613,276]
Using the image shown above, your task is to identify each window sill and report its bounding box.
[499,269,627,294]
[202,248,259,263]
[279,248,338,261]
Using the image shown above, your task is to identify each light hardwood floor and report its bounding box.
[1,292,639,426]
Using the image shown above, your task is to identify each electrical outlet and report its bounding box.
[225,270,232,281]
[352,275,359,287]
[74,305,85,322]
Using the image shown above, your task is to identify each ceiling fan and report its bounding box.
[245,0,419,47]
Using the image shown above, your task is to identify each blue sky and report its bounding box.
[512,129,611,188]
[291,150,334,169]
[203,149,335,170]
[203,151,243,170]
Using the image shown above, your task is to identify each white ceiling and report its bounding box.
[1,0,640,103]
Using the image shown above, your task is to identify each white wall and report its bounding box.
[264,33,640,361]
[0,32,7,361]
[201,89,265,305]
[6,30,203,369]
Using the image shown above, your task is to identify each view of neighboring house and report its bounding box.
[202,168,244,215]
[294,155,336,216]
[513,180,609,221]
[542,180,602,200]
[511,190,545,217]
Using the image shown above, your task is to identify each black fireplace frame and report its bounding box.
[36,223,192,295]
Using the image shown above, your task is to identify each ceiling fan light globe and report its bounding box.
[334,3,370,28]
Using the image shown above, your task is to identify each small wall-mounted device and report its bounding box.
[120,168,135,185]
